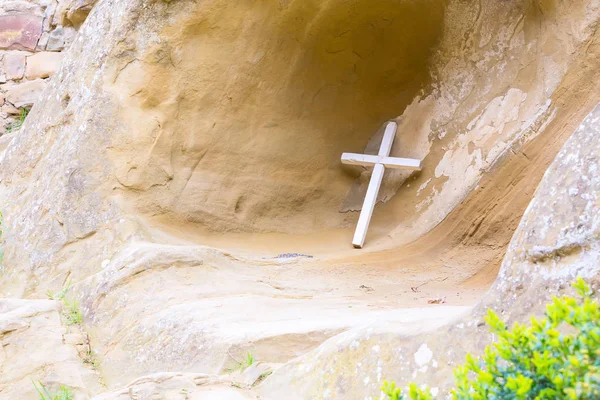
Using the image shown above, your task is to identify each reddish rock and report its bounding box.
[0,14,43,51]
[4,52,26,80]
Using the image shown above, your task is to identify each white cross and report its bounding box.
[341,121,422,249]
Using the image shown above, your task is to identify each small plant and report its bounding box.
[6,108,29,133]
[227,351,256,373]
[83,347,101,369]
[32,381,74,400]
[381,277,600,399]
[48,283,82,325]
[245,351,255,368]
[62,299,82,325]
[47,281,73,300]
[382,382,432,400]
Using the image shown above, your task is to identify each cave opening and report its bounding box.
[120,0,446,237]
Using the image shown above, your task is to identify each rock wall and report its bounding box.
[1,0,600,399]
[0,0,94,135]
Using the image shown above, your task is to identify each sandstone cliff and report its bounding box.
[0,0,599,398]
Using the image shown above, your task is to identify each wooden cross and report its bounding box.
[341,121,422,249]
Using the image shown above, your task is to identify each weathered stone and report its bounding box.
[54,0,97,28]
[36,31,50,51]
[0,130,15,151]
[64,332,86,345]
[25,51,62,79]
[238,362,275,386]
[46,26,77,51]
[75,242,474,388]
[0,1,42,15]
[0,14,44,51]
[2,78,46,108]
[3,52,26,80]
[1,103,21,115]
[66,0,97,27]
[0,299,101,399]
[0,93,4,107]
[41,0,58,31]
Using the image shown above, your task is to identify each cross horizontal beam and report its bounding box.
[341,153,422,171]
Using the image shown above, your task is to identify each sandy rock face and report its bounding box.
[259,104,600,399]
[1,0,599,281]
[1,0,600,399]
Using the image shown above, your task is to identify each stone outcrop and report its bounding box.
[0,0,599,399]
[0,0,95,135]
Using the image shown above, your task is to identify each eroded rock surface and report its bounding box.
[0,299,101,399]
[1,0,600,399]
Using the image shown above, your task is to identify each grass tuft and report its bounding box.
[32,381,74,400]
[62,299,82,325]
[47,281,72,300]
[6,108,29,133]
[227,351,256,373]
[83,347,101,370]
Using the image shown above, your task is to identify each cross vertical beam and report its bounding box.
[352,163,385,248]
[351,122,397,248]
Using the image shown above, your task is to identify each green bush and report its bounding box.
[381,278,600,400]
